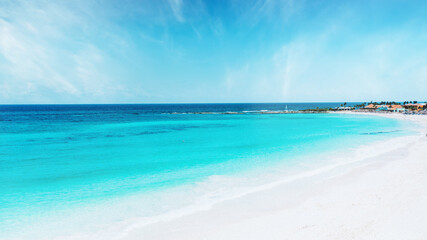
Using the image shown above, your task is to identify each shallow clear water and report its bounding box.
[0,103,413,239]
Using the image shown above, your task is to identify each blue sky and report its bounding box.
[0,0,426,103]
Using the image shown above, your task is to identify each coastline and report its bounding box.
[3,112,426,240]
[116,112,427,240]
[334,111,427,132]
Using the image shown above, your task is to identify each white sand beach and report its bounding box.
[117,113,427,240]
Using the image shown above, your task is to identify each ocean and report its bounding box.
[0,103,413,239]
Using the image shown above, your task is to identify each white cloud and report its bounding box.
[234,0,305,27]
[0,1,130,103]
[168,0,185,22]
[0,0,425,104]
[270,26,427,102]
[221,22,427,102]
[0,17,80,97]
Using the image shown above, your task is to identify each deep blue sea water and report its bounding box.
[0,103,413,239]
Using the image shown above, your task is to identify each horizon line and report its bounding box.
[1,101,425,105]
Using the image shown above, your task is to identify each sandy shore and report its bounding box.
[118,113,427,240]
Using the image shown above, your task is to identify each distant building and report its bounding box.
[404,103,425,112]
[361,103,425,113]
[393,108,408,113]
[363,104,377,111]
[389,105,406,112]
[376,105,389,111]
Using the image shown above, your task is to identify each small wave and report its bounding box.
[360,130,401,135]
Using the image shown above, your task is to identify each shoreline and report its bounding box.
[115,113,427,240]
[335,111,427,134]
[4,112,426,240]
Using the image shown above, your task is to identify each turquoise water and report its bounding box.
[0,104,413,239]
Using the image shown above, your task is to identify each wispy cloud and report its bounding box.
[270,24,427,101]
[0,1,130,103]
[168,0,185,22]
[222,13,427,102]
[0,0,426,103]
[0,16,80,99]
[233,0,305,27]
